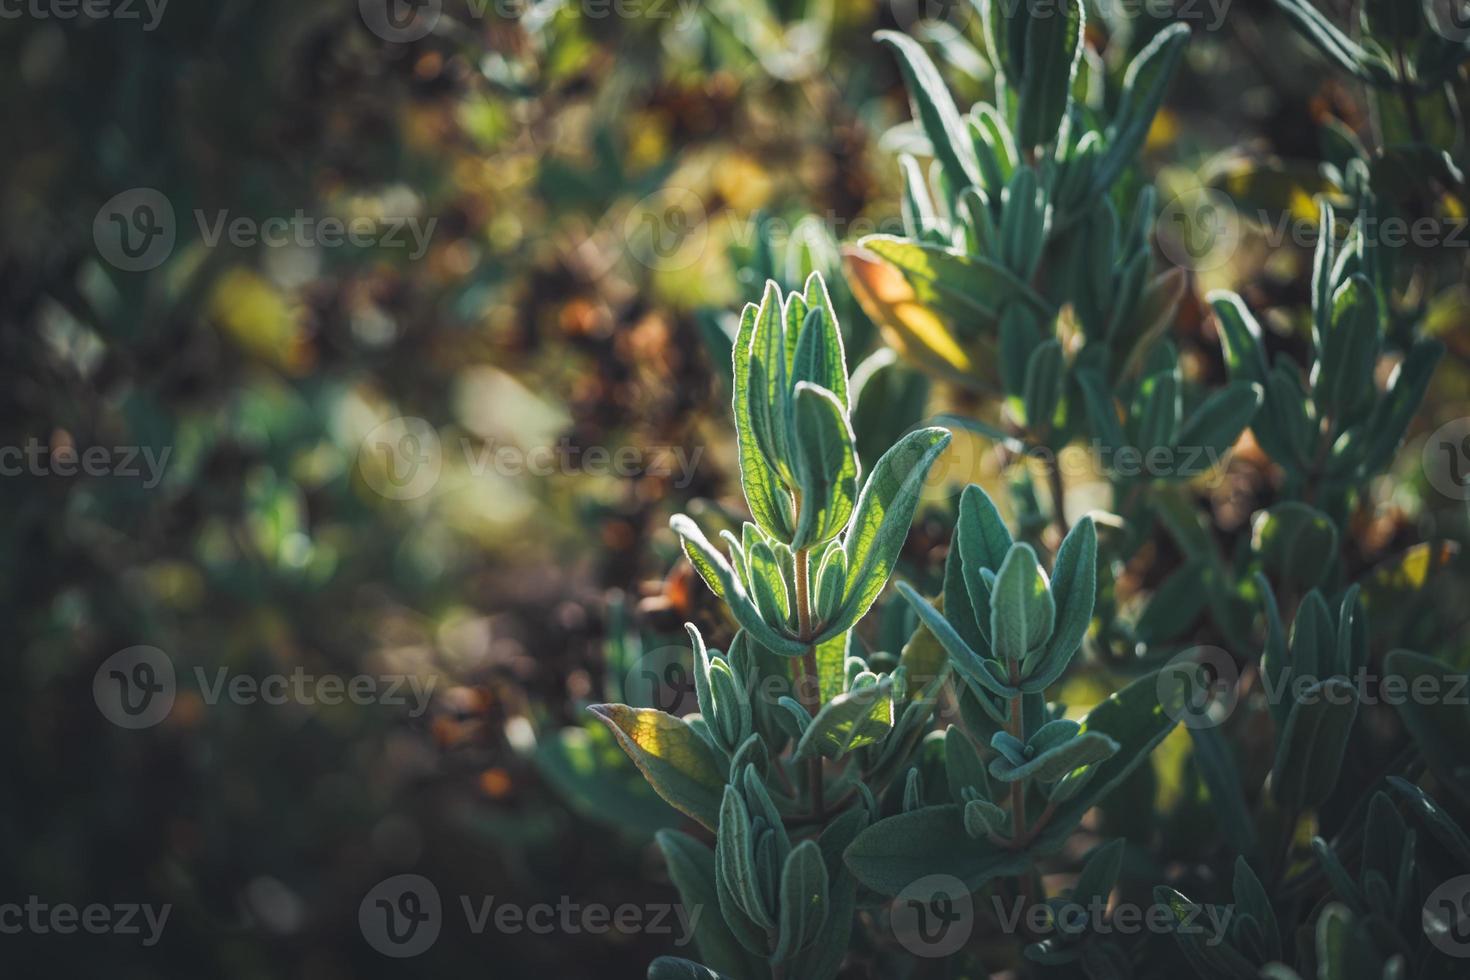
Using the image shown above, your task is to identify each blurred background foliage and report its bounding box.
[0,0,1466,977]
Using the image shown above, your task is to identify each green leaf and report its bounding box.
[793,277,850,409]
[790,382,859,551]
[1232,857,1281,962]
[1252,503,1339,594]
[772,840,829,963]
[671,515,806,656]
[855,234,1055,324]
[1095,23,1190,191]
[656,831,768,979]
[733,296,794,540]
[1272,0,1377,81]
[823,427,952,639]
[945,725,992,803]
[1386,777,1470,869]
[1315,275,1380,423]
[1022,339,1065,432]
[1072,839,1125,909]
[646,957,732,980]
[1270,678,1359,812]
[842,804,1033,894]
[1153,886,1259,979]
[988,730,1118,783]
[875,31,981,196]
[1025,517,1096,693]
[990,543,1056,666]
[1042,672,1183,842]
[588,704,727,831]
[849,348,931,477]
[1017,0,1085,150]
[1175,381,1264,461]
[1209,291,1270,386]
[793,675,895,760]
[1133,370,1180,454]
[1189,725,1257,857]
[1383,650,1470,799]
[1360,339,1443,474]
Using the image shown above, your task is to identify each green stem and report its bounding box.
[794,546,824,822]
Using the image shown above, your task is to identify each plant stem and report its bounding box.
[1044,449,1069,538]
[794,546,824,822]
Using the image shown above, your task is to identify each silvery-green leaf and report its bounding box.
[671,515,806,656]
[715,786,773,938]
[772,840,828,963]
[945,725,992,803]
[875,31,981,197]
[656,831,766,980]
[964,798,1008,839]
[1252,503,1338,594]
[1270,678,1359,812]
[1016,0,1084,150]
[793,675,895,761]
[589,704,726,832]
[1095,23,1190,191]
[790,382,859,551]
[1314,274,1380,423]
[791,291,849,411]
[989,730,1119,783]
[990,543,1056,666]
[821,427,952,639]
[733,295,794,540]
[1174,381,1263,466]
[1022,338,1065,432]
